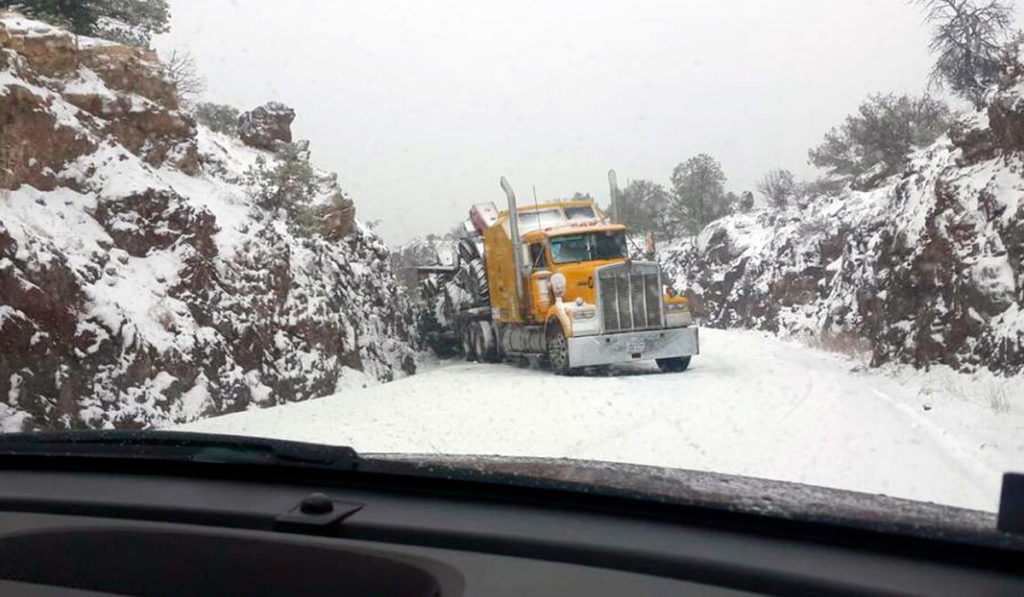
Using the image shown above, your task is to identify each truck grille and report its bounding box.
[597,263,662,332]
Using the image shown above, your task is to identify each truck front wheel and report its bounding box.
[656,356,691,373]
[546,323,573,375]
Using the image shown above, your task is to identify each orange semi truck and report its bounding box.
[418,174,699,374]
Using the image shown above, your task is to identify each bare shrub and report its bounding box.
[801,329,872,363]
[163,49,205,106]
[757,168,797,208]
[916,0,1015,108]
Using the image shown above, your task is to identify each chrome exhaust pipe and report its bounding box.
[500,176,526,315]
[608,169,619,224]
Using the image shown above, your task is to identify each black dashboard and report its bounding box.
[0,458,1021,596]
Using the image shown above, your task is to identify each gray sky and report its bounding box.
[156,0,942,244]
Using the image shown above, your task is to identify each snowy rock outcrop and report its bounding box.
[238,101,295,150]
[663,93,1024,375]
[0,14,416,431]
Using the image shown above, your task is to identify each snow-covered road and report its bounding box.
[178,328,1023,512]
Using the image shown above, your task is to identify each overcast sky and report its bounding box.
[156,0,953,244]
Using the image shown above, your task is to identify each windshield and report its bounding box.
[550,232,626,263]
[1,0,1022,525]
[516,209,564,234]
[564,206,597,221]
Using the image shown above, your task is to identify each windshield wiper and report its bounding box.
[0,431,359,470]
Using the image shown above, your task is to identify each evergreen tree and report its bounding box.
[808,93,949,186]
[618,179,670,236]
[194,102,240,136]
[1,0,170,47]
[669,154,728,235]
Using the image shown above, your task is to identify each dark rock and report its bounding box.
[93,189,218,258]
[950,115,997,165]
[987,85,1024,152]
[238,102,296,150]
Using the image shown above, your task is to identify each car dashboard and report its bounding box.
[0,457,1022,597]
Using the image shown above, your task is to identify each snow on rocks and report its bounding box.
[0,14,416,431]
[663,128,1024,375]
[238,102,295,150]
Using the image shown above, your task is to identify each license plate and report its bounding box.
[627,340,645,354]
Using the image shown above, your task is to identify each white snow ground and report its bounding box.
[177,328,1023,512]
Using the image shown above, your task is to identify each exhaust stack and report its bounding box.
[608,169,620,224]
[500,176,526,314]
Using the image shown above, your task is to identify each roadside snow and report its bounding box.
[178,328,1023,512]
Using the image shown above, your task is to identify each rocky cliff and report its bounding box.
[0,14,415,431]
[662,80,1024,375]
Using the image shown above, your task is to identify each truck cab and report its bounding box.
[483,197,698,373]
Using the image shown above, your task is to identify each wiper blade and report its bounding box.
[0,431,359,470]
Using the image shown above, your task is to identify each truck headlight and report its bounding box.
[665,303,688,312]
[567,305,600,336]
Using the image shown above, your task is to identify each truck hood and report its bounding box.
[363,453,1022,551]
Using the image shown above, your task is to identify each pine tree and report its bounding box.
[808,94,949,186]
[669,154,728,235]
[1,0,170,47]
[618,179,671,236]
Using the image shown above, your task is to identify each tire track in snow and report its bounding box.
[869,389,999,503]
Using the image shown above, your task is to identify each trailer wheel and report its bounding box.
[470,260,489,304]
[546,323,574,375]
[461,325,477,361]
[656,356,691,373]
[458,238,480,263]
[473,320,498,363]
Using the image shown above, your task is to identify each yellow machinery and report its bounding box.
[429,173,698,374]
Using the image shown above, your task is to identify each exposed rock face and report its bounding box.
[0,14,197,188]
[987,84,1024,153]
[663,93,1024,375]
[238,102,295,150]
[0,14,416,432]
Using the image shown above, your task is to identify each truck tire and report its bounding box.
[473,320,498,363]
[656,356,691,373]
[461,324,477,361]
[458,237,480,264]
[546,323,575,375]
[459,263,478,303]
[470,260,489,304]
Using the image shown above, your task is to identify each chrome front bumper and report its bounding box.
[566,326,699,368]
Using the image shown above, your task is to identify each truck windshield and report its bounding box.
[517,209,563,234]
[564,206,597,221]
[550,232,626,263]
